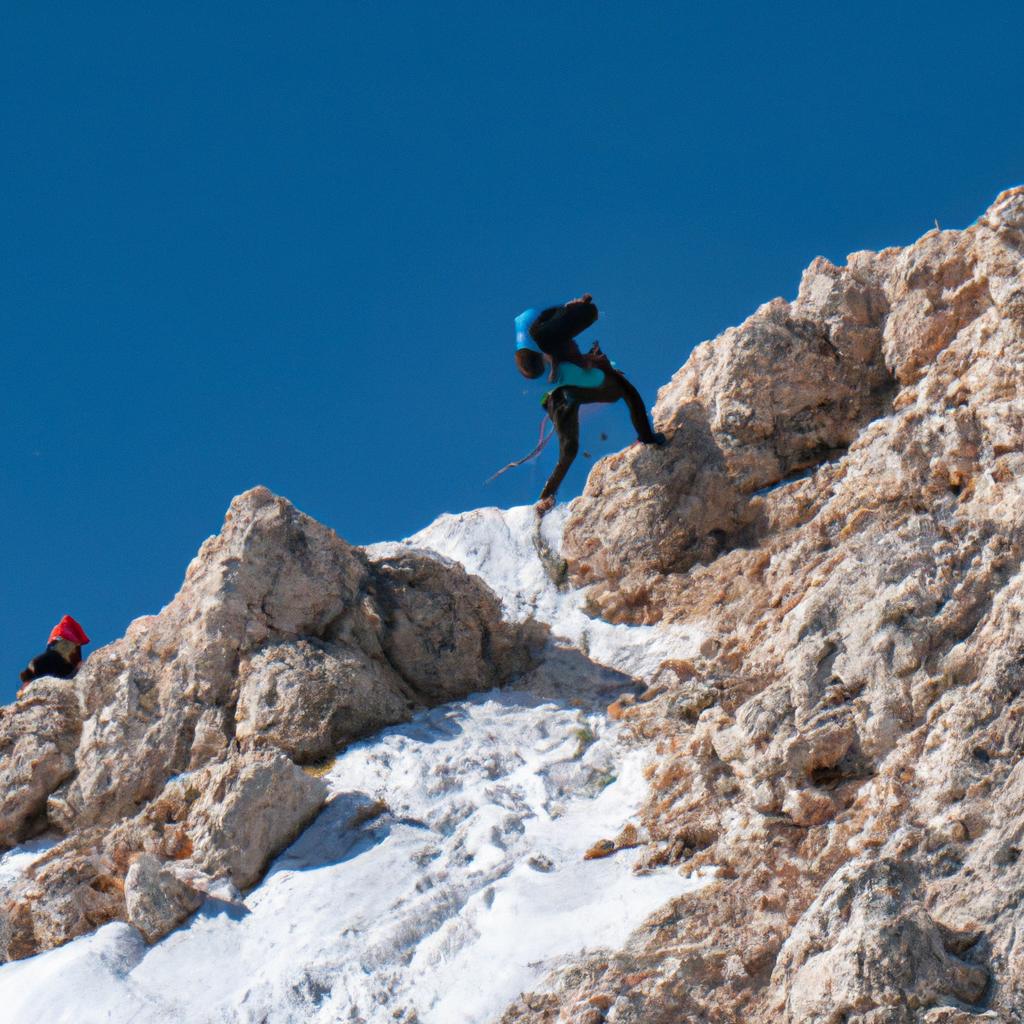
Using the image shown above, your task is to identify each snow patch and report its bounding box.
[0,838,56,891]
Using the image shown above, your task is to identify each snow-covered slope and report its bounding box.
[370,503,703,681]
[0,695,701,1024]
[0,504,704,1024]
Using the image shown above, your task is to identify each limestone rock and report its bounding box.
[770,859,988,1022]
[47,487,371,832]
[0,678,80,847]
[563,244,898,618]
[124,853,204,943]
[235,639,410,762]
[561,406,751,621]
[369,548,538,700]
[7,486,535,839]
[0,749,326,958]
[169,750,327,889]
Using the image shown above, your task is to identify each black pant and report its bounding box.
[540,370,658,500]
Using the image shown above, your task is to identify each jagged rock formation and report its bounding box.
[501,189,1024,1021]
[0,487,539,960]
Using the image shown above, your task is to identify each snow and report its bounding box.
[0,503,707,1023]
[0,838,56,890]
[369,503,704,682]
[0,694,704,1024]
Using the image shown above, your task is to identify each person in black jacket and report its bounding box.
[18,615,90,695]
[515,295,665,514]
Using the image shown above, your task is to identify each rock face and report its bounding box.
[0,487,539,960]
[503,188,1024,1021]
[0,678,80,847]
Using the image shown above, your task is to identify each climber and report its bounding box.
[18,615,90,694]
[514,294,666,515]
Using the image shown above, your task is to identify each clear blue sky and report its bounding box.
[2,3,1022,700]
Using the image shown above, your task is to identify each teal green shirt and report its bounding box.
[541,363,606,404]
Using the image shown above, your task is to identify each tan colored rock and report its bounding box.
[169,750,326,889]
[0,678,80,849]
[781,786,840,827]
[124,853,204,943]
[235,639,410,762]
[0,749,326,958]
[583,838,616,860]
[563,240,898,620]
[0,486,538,961]
[770,859,988,1022]
[41,490,535,831]
[0,486,535,838]
[46,487,371,832]
[369,548,538,700]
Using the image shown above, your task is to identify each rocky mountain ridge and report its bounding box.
[1,187,1022,1023]
[503,186,1024,1022]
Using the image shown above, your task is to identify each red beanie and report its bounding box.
[49,615,90,646]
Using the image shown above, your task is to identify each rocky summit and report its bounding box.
[1,188,1023,1023]
[0,487,539,960]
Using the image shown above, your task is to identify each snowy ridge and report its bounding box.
[369,503,704,682]
[0,504,705,1024]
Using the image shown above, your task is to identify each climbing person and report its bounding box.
[513,294,666,515]
[18,615,90,694]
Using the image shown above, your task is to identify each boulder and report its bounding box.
[124,853,204,943]
[235,639,410,762]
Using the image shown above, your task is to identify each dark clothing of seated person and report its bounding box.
[514,295,665,513]
[19,615,90,696]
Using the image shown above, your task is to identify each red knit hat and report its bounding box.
[49,615,90,646]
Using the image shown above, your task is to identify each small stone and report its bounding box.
[584,839,616,861]
[124,854,204,944]
[782,788,840,827]
[615,823,641,849]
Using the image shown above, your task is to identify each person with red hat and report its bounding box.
[18,615,90,694]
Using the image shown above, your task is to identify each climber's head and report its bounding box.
[515,308,545,379]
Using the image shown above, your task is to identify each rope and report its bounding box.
[485,415,556,484]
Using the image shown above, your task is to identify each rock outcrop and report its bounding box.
[503,188,1024,1021]
[0,486,539,959]
[0,678,80,847]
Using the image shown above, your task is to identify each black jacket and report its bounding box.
[529,299,600,380]
[20,643,80,684]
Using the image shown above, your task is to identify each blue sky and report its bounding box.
[2,3,1022,700]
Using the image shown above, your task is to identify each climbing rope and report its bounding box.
[485,415,556,484]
